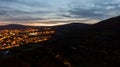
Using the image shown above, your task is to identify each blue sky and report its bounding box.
[0,0,120,26]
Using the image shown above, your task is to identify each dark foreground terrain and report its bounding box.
[0,16,120,67]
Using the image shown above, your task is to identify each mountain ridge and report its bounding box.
[92,16,120,31]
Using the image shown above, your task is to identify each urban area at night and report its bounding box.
[0,0,120,67]
[0,27,55,50]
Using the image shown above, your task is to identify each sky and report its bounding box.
[0,0,120,26]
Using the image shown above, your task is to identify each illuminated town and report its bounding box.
[0,28,55,50]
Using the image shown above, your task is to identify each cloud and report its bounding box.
[69,8,105,19]
[0,10,7,15]
[0,0,67,23]
[0,0,120,25]
[68,0,120,20]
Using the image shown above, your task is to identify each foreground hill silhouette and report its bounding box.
[92,16,120,31]
[0,16,120,67]
[48,16,120,67]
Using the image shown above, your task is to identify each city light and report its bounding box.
[0,28,55,50]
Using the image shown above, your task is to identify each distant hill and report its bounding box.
[0,24,30,30]
[0,24,49,30]
[54,23,91,38]
[54,23,91,31]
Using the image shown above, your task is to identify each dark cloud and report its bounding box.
[68,0,120,20]
[0,0,19,2]
[69,8,105,19]
[12,17,42,20]
[60,14,73,18]
[0,16,44,22]
[0,10,7,15]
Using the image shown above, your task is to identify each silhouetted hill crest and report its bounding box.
[92,16,120,31]
[0,24,30,30]
[54,23,91,31]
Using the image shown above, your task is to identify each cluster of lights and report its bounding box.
[0,28,55,50]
